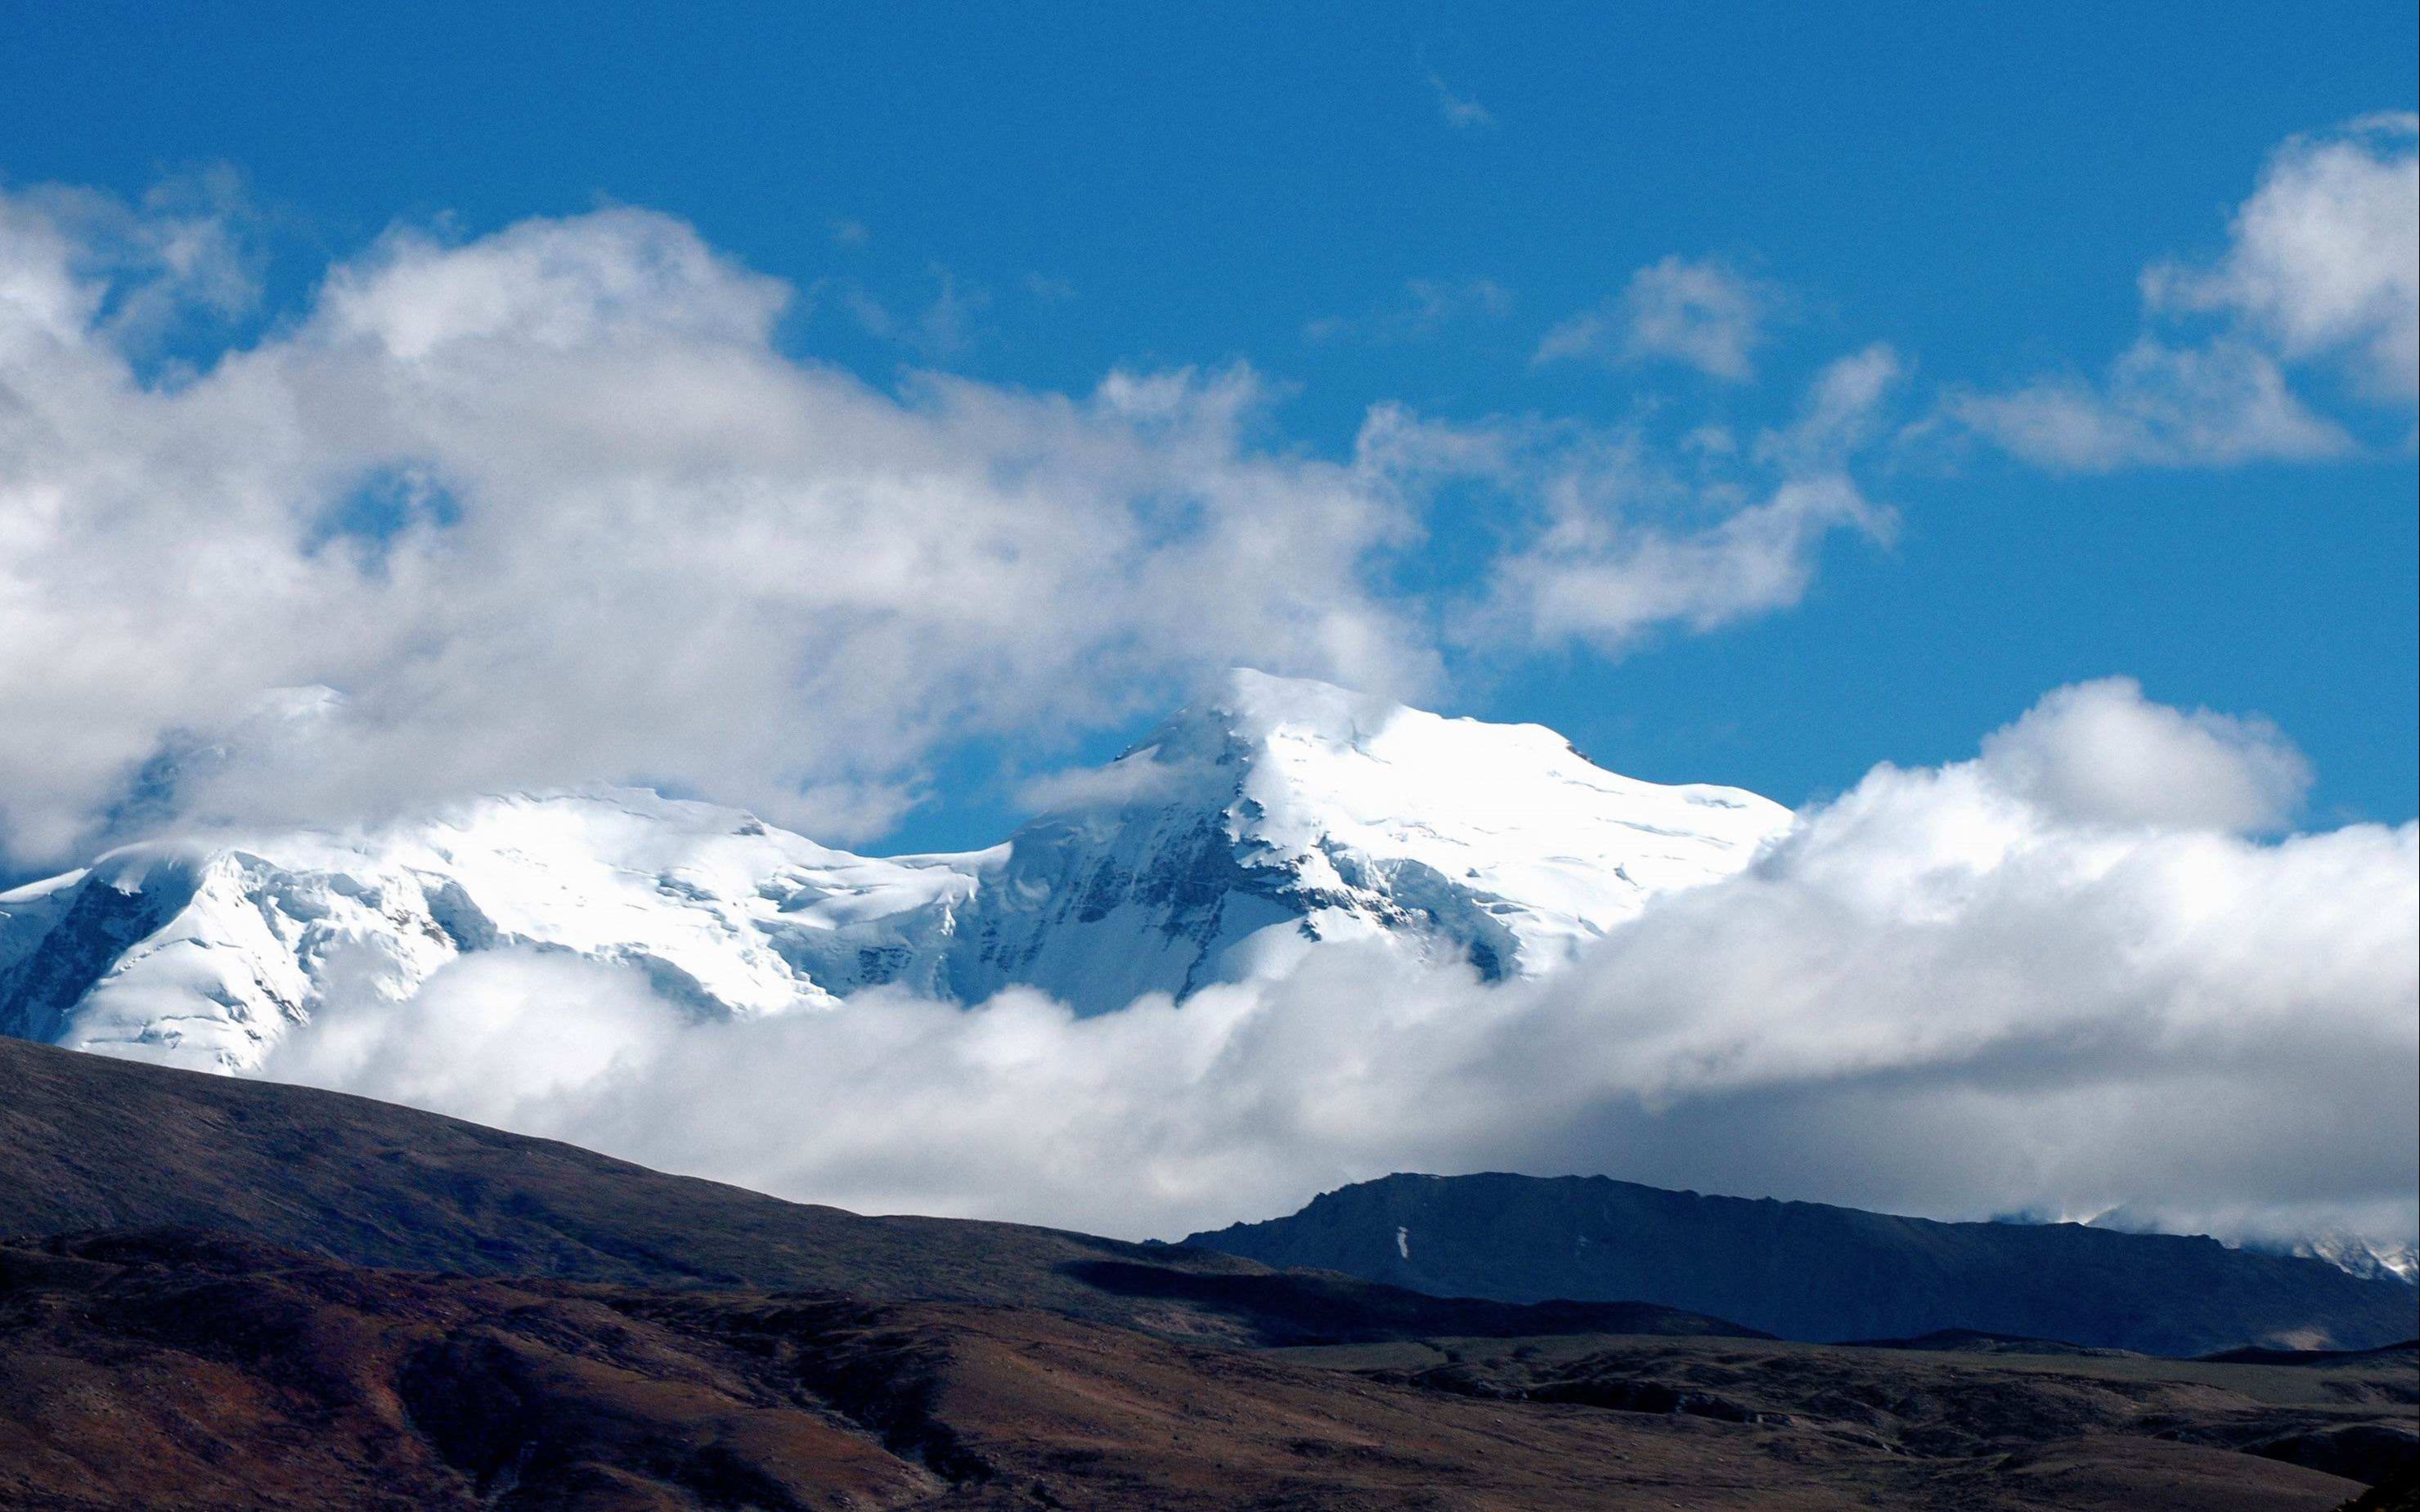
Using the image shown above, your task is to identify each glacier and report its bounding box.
[0,670,1791,1072]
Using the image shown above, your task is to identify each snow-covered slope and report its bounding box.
[945,671,1791,1011]
[0,671,1792,1070]
[0,790,983,1071]
[2268,1233,2420,1287]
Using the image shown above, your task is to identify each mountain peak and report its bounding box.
[3,677,1794,1063]
[1201,666,1404,744]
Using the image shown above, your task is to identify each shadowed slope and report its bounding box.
[0,1232,2392,1512]
[1188,1172,2420,1356]
[0,1036,1742,1347]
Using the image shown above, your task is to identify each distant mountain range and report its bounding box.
[0,669,1785,1070]
[1183,1172,2420,1357]
[3,670,2408,1298]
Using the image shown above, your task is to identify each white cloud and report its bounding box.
[1537,255,1777,382]
[1304,277,1512,345]
[1951,339,2351,472]
[0,170,259,352]
[260,681,2418,1252]
[1487,475,1887,649]
[1014,751,1208,813]
[817,264,991,355]
[1470,347,1901,653]
[0,192,1445,864]
[0,186,1897,869]
[1426,71,1494,130]
[2146,113,2419,401]
[1758,341,1906,466]
[1978,676,2312,832]
[1958,115,2417,469]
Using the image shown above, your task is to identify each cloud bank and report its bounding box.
[261,680,2418,1249]
[0,186,1889,868]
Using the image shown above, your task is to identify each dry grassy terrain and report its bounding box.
[0,1232,2405,1511]
[0,1037,2410,1510]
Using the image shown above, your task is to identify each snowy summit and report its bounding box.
[0,671,1791,1072]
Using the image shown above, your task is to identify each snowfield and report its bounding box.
[0,670,1790,1070]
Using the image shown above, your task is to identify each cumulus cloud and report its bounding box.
[259,681,2418,1251]
[1978,676,2312,832]
[2145,113,2419,401]
[0,190,1458,865]
[1469,346,1901,653]
[1537,255,1778,382]
[0,184,1915,869]
[1956,115,2417,470]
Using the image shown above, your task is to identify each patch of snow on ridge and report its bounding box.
[2278,1232,2420,1287]
[0,672,1795,1069]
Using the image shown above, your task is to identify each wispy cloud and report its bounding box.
[1304,276,1512,344]
[1023,271,1077,304]
[1461,345,1904,654]
[1951,339,2350,472]
[825,264,993,356]
[1426,70,1494,130]
[1536,255,1780,382]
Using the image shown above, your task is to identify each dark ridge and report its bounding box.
[1062,1259,1762,1346]
[2201,1341,2420,1366]
[1841,1328,2134,1357]
[0,1035,1740,1348]
[1185,1170,2420,1357]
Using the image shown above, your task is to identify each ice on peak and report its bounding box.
[1194,667,1406,748]
[3,675,1797,1069]
[946,670,1791,1013]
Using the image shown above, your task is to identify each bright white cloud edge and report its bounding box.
[251,677,2417,1254]
[0,185,1884,868]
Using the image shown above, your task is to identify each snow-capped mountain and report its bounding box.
[2267,1233,2420,1287]
[0,670,1792,1072]
[945,671,1790,1012]
[2064,1206,2420,1290]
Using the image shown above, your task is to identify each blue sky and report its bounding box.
[2,2,2414,857]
